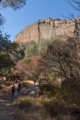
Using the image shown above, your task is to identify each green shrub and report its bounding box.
[39,83,61,97]
[25,41,38,56]
[23,57,31,63]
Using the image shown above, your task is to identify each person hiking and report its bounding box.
[17,82,22,95]
[34,80,36,85]
[11,84,15,97]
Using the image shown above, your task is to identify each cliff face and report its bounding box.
[14,17,80,44]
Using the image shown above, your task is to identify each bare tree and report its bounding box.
[66,0,80,37]
[42,37,80,81]
[67,0,80,11]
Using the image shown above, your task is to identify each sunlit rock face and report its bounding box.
[14,17,80,44]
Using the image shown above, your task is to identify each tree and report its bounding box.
[0,0,27,78]
[25,41,38,57]
[66,0,80,37]
[67,0,80,11]
[0,0,27,10]
[27,67,41,80]
[0,14,5,26]
[42,37,80,82]
[0,0,27,27]
[0,31,19,77]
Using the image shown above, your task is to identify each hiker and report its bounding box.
[11,84,15,97]
[34,80,36,85]
[17,82,22,95]
[34,80,38,85]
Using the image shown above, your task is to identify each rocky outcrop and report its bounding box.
[14,17,80,44]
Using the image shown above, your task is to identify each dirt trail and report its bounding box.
[0,98,15,120]
[0,81,38,120]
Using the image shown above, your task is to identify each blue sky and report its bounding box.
[0,0,77,42]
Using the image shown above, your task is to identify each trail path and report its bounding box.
[0,98,15,120]
[0,83,38,120]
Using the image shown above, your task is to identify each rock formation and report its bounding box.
[14,17,80,44]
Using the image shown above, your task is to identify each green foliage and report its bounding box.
[0,0,27,10]
[0,31,18,76]
[0,0,27,77]
[0,14,5,26]
[38,36,68,55]
[0,52,15,68]
[25,41,38,56]
[38,39,46,55]
[38,38,53,55]
[23,57,31,63]
[29,67,41,80]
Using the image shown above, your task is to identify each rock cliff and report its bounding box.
[14,17,80,44]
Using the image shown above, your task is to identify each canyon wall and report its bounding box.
[14,17,80,44]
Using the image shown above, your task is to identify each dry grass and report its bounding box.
[0,83,10,97]
[14,108,54,120]
[0,87,11,97]
[15,110,77,120]
[0,81,14,97]
[13,96,79,120]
